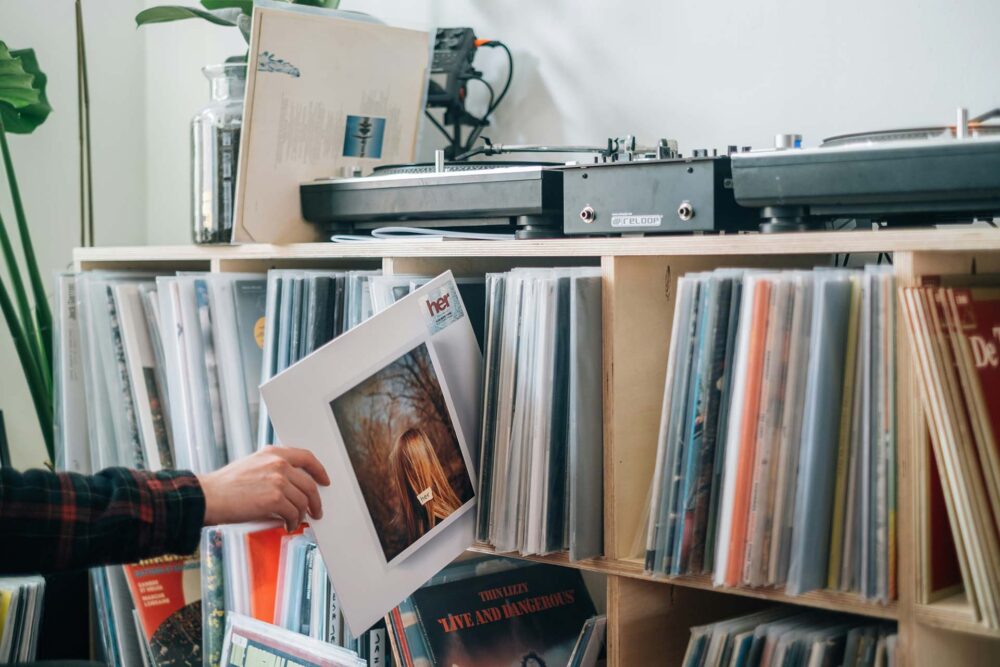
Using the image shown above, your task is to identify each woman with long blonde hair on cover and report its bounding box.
[390,427,463,543]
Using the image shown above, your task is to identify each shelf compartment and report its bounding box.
[468,546,898,621]
[915,590,1000,640]
[601,254,828,563]
[608,576,768,667]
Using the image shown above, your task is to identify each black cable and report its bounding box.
[424,109,453,144]
[444,40,513,159]
[463,129,483,154]
[482,41,513,115]
[458,40,513,156]
[462,77,496,153]
[454,146,489,161]
[463,130,484,156]
[468,76,496,115]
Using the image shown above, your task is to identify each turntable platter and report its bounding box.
[822,124,1000,147]
[822,107,1000,147]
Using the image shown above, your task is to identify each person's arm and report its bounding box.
[0,447,330,576]
[0,467,204,575]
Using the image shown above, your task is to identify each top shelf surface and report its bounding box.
[74,228,1000,264]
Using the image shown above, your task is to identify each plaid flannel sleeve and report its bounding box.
[0,467,205,575]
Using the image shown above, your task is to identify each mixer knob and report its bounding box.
[657,139,679,159]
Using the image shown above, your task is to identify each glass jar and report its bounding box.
[192,63,246,244]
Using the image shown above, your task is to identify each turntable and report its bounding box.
[301,109,1000,239]
[300,140,633,239]
[300,160,565,239]
[300,137,763,238]
[731,107,1000,231]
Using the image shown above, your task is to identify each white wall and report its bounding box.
[0,0,147,469]
[2,0,1000,467]
[430,0,1000,154]
[142,0,247,246]
[143,0,1000,245]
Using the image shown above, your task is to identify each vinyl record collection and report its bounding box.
[57,268,379,475]
[273,533,346,644]
[474,268,605,561]
[385,557,603,667]
[256,269,380,448]
[90,565,148,666]
[123,554,203,667]
[201,524,389,667]
[568,614,608,667]
[55,269,382,666]
[682,608,897,667]
[50,257,916,664]
[644,266,897,602]
[221,613,366,667]
[900,279,1000,628]
[0,576,45,663]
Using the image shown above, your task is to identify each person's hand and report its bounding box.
[198,447,330,531]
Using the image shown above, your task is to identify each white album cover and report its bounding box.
[261,271,482,634]
[232,4,430,243]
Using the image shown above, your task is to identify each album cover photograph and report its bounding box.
[329,340,476,566]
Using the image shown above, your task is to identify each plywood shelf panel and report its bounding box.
[467,546,898,620]
[915,595,1000,640]
[75,227,1000,266]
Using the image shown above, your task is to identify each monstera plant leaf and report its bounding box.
[137,0,340,44]
[0,43,52,134]
[201,0,253,12]
[135,6,242,28]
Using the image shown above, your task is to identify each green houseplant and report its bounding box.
[136,0,341,40]
[0,41,54,462]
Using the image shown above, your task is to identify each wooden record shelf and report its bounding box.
[468,545,900,621]
[75,227,1000,667]
[74,227,1000,264]
[914,593,1000,640]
